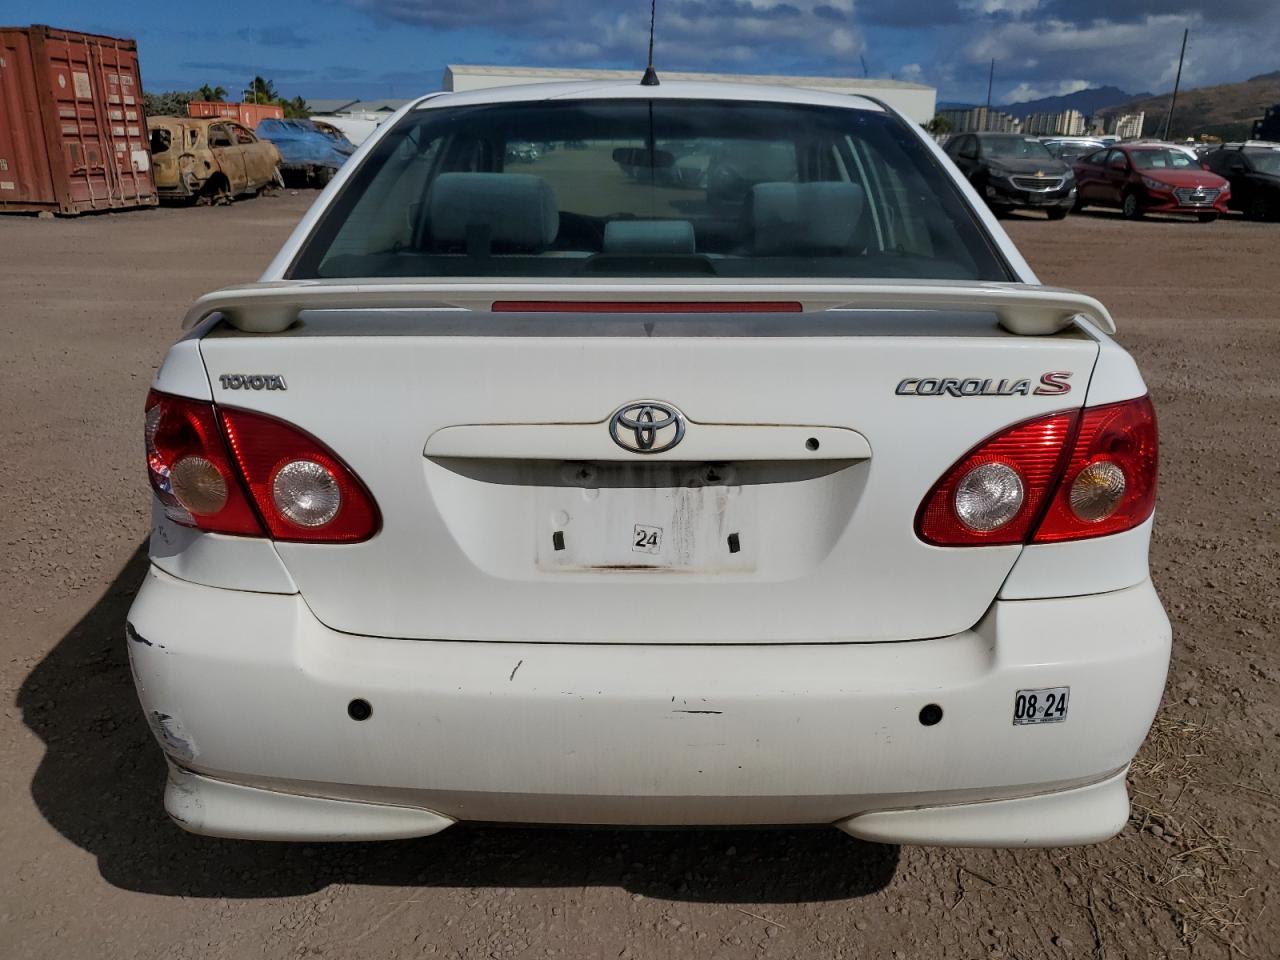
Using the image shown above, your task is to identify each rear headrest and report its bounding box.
[748,182,865,254]
[603,220,696,255]
[429,173,558,252]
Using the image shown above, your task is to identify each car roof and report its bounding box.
[411,80,887,114]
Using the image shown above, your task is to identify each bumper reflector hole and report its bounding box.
[919,703,943,727]
[347,698,372,722]
[552,530,566,551]
[805,437,820,451]
[727,532,741,554]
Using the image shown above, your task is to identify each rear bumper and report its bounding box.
[126,567,1170,845]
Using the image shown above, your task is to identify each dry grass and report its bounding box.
[1061,716,1257,954]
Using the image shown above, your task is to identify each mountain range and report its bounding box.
[940,71,1280,139]
[939,85,1143,118]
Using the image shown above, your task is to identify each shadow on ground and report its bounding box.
[19,543,899,901]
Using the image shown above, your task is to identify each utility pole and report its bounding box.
[986,58,994,109]
[1163,28,1189,140]
[860,55,869,78]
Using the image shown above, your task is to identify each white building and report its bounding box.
[1022,110,1087,137]
[1108,112,1146,139]
[443,65,937,125]
[937,106,1021,133]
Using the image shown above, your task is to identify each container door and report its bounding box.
[0,30,57,209]
[93,43,154,205]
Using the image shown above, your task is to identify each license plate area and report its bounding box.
[536,462,758,572]
[1013,686,1069,725]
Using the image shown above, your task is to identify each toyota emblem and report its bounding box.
[609,401,685,454]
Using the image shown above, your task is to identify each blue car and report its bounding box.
[255,118,355,187]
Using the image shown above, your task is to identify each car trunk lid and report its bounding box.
[197,298,1100,644]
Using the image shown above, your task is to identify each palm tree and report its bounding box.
[197,83,227,102]
[242,76,279,105]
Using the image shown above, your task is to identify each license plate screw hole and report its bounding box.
[347,698,373,722]
[918,703,943,726]
[805,437,820,451]
[727,532,741,554]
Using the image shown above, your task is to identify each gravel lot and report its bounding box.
[2,192,1277,959]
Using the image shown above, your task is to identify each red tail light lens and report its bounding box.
[915,395,1158,547]
[1031,395,1157,542]
[916,411,1077,546]
[144,390,264,536]
[218,407,380,543]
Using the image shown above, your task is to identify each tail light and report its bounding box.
[144,390,379,543]
[145,391,264,535]
[916,395,1157,546]
[1031,395,1157,542]
[218,407,380,542]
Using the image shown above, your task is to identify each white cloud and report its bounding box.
[1003,78,1091,102]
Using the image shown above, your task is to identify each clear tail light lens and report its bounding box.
[218,407,380,543]
[1032,396,1157,542]
[143,390,264,535]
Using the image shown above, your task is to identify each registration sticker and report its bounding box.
[632,523,662,555]
[1013,686,1069,725]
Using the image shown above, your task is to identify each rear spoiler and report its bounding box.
[182,280,1116,337]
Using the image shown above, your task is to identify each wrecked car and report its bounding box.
[147,116,282,203]
[254,118,355,187]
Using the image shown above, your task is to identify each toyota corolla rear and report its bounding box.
[127,83,1171,847]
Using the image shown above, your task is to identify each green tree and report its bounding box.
[282,95,310,119]
[924,114,953,136]
[242,76,279,105]
[142,90,196,117]
[197,83,227,102]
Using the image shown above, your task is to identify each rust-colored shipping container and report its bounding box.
[187,100,284,128]
[0,24,157,215]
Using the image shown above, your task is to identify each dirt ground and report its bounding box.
[1,192,1277,960]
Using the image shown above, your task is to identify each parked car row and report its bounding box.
[146,115,356,204]
[944,132,1280,223]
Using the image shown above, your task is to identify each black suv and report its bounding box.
[945,133,1077,219]
[1203,144,1280,221]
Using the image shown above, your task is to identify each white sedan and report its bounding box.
[129,79,1170,847]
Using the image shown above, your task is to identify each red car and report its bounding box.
[1072,144,1231,221]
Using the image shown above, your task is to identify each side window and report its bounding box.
[150,128,171,155]
[1082,149,1106,165]
[208,124,234,148]
[958,137,978,159]
[1106,149,1127,168]
[233,125,256,145]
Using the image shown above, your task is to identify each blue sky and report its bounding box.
[14,1,1279,106]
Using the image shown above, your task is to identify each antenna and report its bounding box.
[1162,28,1189,140]
[641,0,660,86]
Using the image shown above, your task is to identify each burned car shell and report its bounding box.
[148,116,282,201]
[254,118,355,186]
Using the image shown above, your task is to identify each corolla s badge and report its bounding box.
[609,401,685,454]
[896,372,1073,397]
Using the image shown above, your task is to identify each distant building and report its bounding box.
[1107,112,1146,139]
[1022,110,1087,137]
[443,65,937,124]
[936,105,1021,133]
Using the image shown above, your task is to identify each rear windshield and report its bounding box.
[980,136,1054,160]
[290,99,1011,282]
